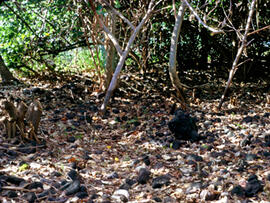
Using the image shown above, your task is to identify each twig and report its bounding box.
[0,144,45,151]
[2,186,39,193]
[247,25,270,36]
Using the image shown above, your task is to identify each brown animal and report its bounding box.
[26,100,42,142]
[0,99,42,142]
[16,101,28,139]
[0,100,18,139]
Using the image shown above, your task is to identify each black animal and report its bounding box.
[168,109,199,141]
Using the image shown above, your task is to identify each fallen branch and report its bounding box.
[2,186,39,193]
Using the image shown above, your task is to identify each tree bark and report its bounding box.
[0,55,17,83]
[169,1,188,106]
[104,2,117,90]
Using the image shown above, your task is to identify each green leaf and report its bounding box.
[19,163,29,171]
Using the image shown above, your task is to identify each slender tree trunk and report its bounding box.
[0,55,17,83]
[104,4,117,90]
[200,28,209,68]
[218,0,257,109]
[169,1,187,106]
[101,0,155,113]
[141,23,150,74]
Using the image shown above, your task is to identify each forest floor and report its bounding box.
[0,71,270,202]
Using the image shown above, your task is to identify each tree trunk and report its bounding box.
[141,23,150,74]
[0,55,17,83]
[218,0,257,110]
[104,4,117,90]
[101,0,155,113]
[169,1,187,106]
[200,28,209,68]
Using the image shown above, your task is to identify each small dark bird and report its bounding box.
[168,109,199,141]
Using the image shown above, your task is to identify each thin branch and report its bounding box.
[30,9,72,46]
[87,0,103,28]
[246,38,255,47]
[152,0,163,10]
[234,58,251,69]
[172,0,177,19]
[247,24,270,36]
[183,0,224,34]
[100,0,135,30]
[87,0,123,57]
[37,40,88,56]
[78,8,101,80]
[205,0,220,20]
[221,2,241,40]
[153,5,172,14]
[169,1,188,107]
[99,19,123,56]
[2,186,39,193]
[101,0,156,113]
[218,0,257,110]
[32,9,56,29]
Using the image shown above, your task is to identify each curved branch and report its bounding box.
[183,0,224,34]
[169,1,187,107]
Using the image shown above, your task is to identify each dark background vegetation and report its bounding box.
[0,0,269,91]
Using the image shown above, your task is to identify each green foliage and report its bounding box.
[19,163,29,171]
[0,0,269,81]
[0,0,84,73]
[53,46,106,75]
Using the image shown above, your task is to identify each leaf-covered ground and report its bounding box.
[0,73,270,202]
